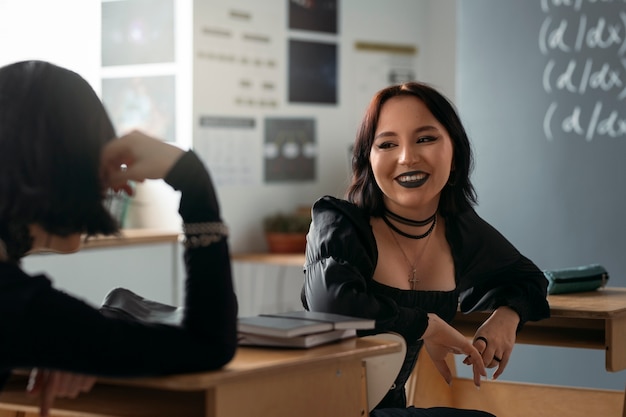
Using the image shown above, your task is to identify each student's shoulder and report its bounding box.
[0,262,53,312]
[309,196,375,256]
[453,207,510,242]
[312,195,365,221]
[0,262,51,285]
[449,208,520,267]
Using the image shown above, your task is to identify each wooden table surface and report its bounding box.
[0,337,401,417]
[98,335,400,390]
[453,287,626,372]
[79,228,181,250]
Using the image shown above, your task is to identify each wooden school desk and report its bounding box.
[232,252,306,267]
[0,336,401,417]
[410,287,626,417]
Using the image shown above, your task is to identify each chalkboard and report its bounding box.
[458,0,626,286]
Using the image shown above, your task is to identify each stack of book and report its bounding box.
[237,310,376,348]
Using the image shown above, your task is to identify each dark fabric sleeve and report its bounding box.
[302,196,429,343]
[453,209,550,328]
[164,151,238,343]
[0,150,238,377]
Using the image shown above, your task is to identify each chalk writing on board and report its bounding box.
[540,0,626,14]
[539,1,626,141]
[542,59,625,96]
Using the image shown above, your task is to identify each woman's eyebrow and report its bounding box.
[374,125,439,140]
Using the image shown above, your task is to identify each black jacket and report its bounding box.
[0,151,238,386]
[302,196,550,343]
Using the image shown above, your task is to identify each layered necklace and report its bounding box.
[382,208,437,290]
[382,208,437,239]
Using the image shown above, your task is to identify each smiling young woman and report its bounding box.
[301,81,550,417]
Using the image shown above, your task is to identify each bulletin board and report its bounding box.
[193,0,340,186]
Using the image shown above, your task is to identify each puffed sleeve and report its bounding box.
[302,196,429,342]
[452,208,550,327]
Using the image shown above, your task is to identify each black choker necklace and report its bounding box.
[382,212,437,240]
[384,208,437,227]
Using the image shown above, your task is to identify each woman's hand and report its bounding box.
[27,368,96,417]
[422,313,487,388]
[464,306,519,380]
[101,130,184,194]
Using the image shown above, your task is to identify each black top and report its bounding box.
[0,151,238,385]
[302,196,550,408]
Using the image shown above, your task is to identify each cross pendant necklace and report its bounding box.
[408,268,419,290]
[385,215,436,290]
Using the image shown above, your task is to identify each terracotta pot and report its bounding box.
[265,232,307,254]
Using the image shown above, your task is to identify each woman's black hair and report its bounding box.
[0,60,119,261]
[346,81,477,216]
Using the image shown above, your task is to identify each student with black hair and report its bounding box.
[0,60,238,416]
[303,82,550,416]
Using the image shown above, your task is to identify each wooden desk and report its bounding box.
[0,337,401,417]
[410,288,626,417]
[454,287,626,372]
[80,228,181,250]
[231,252,306,267]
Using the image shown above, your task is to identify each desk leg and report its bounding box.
[622,384,625,417]
[607,315,626,372]
[206,359,367,417]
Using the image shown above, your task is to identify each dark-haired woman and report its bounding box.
[0,61,237,416]
[302,82,550,417]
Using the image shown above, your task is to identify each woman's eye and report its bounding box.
[376,141,395,149]
[417,136,437,143]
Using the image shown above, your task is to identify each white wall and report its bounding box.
[0,0,101,88]
[193,0,453,253]
[0,0,456,253]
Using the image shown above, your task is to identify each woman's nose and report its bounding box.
[398,145,419,165]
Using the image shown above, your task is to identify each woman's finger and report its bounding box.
[464,346,487,387]
[492,352,510,380]
[39,371,59,417]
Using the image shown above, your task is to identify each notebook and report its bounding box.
[237,315,333,338]
[260,310,375,330]
[238,328,357,348]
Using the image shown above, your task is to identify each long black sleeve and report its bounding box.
[0,150,238,377]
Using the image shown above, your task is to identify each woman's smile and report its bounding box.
[396,171,429,188]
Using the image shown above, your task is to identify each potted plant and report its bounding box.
[263,209,311,253]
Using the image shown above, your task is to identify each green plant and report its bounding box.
[263,212,311,234]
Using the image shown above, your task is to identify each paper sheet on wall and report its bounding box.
[193,0,284,186]
[195,116,259,187]
[352,41,418,126]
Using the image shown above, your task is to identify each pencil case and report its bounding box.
[543,264,609,295]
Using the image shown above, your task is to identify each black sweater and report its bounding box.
[0,151,238,385]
